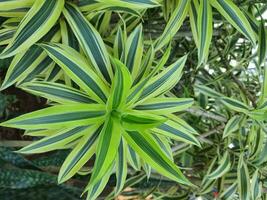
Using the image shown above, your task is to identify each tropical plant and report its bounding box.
[0,0,159,89]
[0,0,267,199]
[0,21,201,198]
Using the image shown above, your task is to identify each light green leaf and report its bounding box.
[108,58,132,110]
[258,19,267,66]
[20,81,94,104]
[63,3,113,84]
[0,0,64,58]
[138,55,187,103]
[154,0,190,50]
[221,97,250,113]
[197,0,213,66]
[115,138,128,195]
[152,119,200,146]
[251,170,261,200]
[123,130,191,185]
[40,43,110,104]
[1,25,60,90]
[223,115,241,138]
[58,125,100,183]
[209,0,256,45]
[123,25,143,79]
[238,155,250,200]
[18,126,91,154]
[89,116,121,186]
[207,151,231,179]
[121,110,166,131]
[189,0,199,46]
[135,98,194,115]
[0,104,106,129]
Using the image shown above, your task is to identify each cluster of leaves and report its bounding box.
[0,0,266,199]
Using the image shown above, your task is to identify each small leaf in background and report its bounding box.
[223,115,241,138]
[258,19,267,66]
[251,170,262,200]
[207,151,231,179]
[238,155,250,200]
[221,97,250,113]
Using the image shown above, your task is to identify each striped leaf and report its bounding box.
[223,115,241,138]
[0,28,16,45]
[135,98,194,114]
[127,45,170,105]
[108,58,132,110]
[249,128,264,161]
[168,114,199,135]
[123,130,191,185]
[40,43,110,104]
[0,7,29,18]
[135,48,156,86]
[221,97,250,113]
[89,116,121,186]
[113,27,125,60]
[259,65,267,106]
[153,134,173,160]
[154,0,190,50]
[123,25,143,79]
[2,18,21,28]
[58,125,101,183]
[197,0,213,66]
[63,3,113,83]
[238,155,250,200]
[258,19,267,66]
[121,111,166,131]
[219,182,237,200]
[189,0,199,46]
[78,0,160,12]
[59,18,79,51]
[0,0,33,11]
[18,126,91,154]
[248,109,267,121]
[85,164,114,200]
[127,146,141,170]
[0,0,64,58]
[152,120,200,146]
[0,104,106,129]
[24,129,60,137]
[207,151,231,179]
[251,170,261,200]
[1,25,60,90]
[209,0,256,45]
[20,81,94,104]
[195,84,223,98]
[138,55,187,103]
[115,138,128,195]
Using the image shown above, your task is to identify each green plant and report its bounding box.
[0,0,160,89]
[0,0,267,199]
[0,20,200,198]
